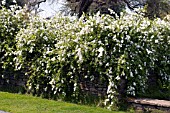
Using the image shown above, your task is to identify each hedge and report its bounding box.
[0,6,28,84]
[0,7,170,110]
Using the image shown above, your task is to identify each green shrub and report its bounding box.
[13,11,170,109]
[0,6,28,85]
[15,15,73,99]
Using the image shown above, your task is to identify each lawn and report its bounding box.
[0,92,125,113]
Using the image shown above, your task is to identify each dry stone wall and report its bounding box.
[0,72,28,92]
[0,73,108,96]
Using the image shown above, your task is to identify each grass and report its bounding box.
[0,92,125,113]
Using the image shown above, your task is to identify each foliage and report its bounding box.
[103,13,170,109]
[0,5,170,110]
[14,11,170,109]
[0,6,28,83]
[15,15,72,99]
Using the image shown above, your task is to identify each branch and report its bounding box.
[29,0,46,7]
[123,0,145,10]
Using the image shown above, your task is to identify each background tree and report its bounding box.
[65,0,170,19]
[145,0,170,19]
[1,0,170,19]
[65,0,127,17]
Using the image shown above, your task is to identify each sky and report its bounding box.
[38,0,64,18]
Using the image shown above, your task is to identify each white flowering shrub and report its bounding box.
[15,14,79,99]
[0,6,28,82]
[70,13,170,109]
[102,14,170,109]
[2,6,169,109]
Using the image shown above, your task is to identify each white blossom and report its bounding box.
[115,76,120,80]
[155,39,159,43]
[77,48,83,63]
[51,57,56,61]
[98,47,104,57]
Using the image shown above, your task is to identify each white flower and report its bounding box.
[77,48,83,63]
[28,86,32,90]
[36,84,39,90]
[108,68,112,74]
[44,87,47,91]
[121,39,124,44]
[96,17,102,24]
[2,0,6,5]
[13,0,17,3]
[49,79,55,85]
[136,45,140,49]
[29,47,33,53]
[43,36,48,41]
[126,35,130,40]
[130,71,133,77]
[133,82,136,86]
[106,63,109,67]
[45,70,48,74]
[73,37,79,43]
[98,47,104,57]
[144,62,146,66]
[146,49,152,54]
[15,50,22,56]
[79,25,93,35]
[46,50,52,54]
[155,39,159,43]
[115,76,120,80]
[54,90,57,94]
[51,57,56,61]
